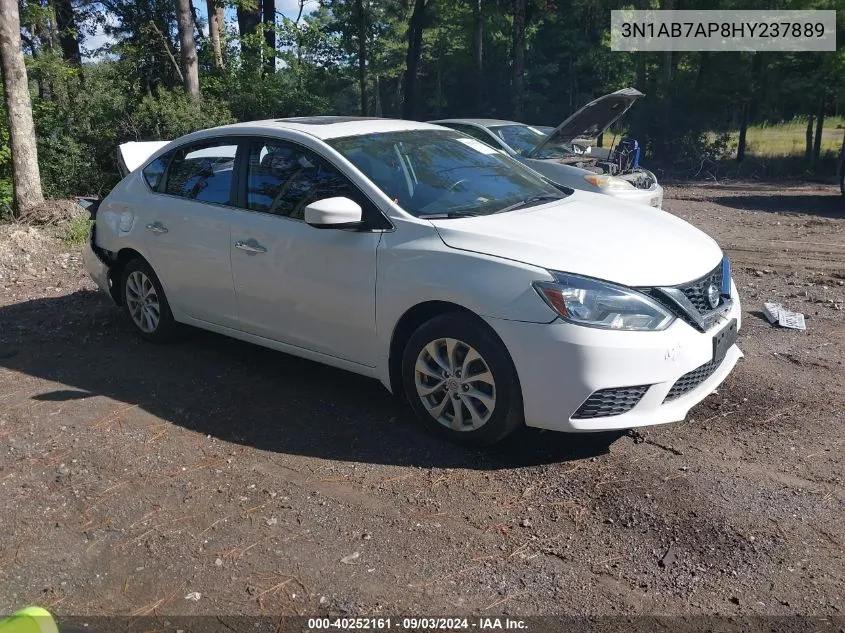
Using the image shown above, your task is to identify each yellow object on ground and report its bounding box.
[0,608,59,633]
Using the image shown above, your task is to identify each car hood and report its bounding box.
[527,88,643,158]
[429,193,722,287]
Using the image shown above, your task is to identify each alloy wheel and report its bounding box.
[413,337,496,431]
[124,270,161,334]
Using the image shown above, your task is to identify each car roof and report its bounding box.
[431,118,524,128]
[200,116,445,140]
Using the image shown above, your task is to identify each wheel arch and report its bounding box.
[108,248,146,305]
[387,300,513,396]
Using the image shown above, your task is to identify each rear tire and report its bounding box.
[120,258,177,343]
[401,313,523,446]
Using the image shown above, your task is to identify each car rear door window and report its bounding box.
[245,140,356,220]
[164,141,238,204]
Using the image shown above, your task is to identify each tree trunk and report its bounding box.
[175,0,200,98]
[52,0,82,66]
[805,116,814,163]
[401,0,426,120]
[374,76,383,116]
[472,0,483,115]
[693,52,708,93]
[263,0,275,75]
[511,0,525,119]
[635,53,646,92]
[812,94,825,166]
[356,0,367,115]
[737,101,749,163]
[207,0,225,69]
[237,0,262,77]
[738,52,763,164]
[0,0,44,215]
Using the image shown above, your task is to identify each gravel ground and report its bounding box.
[0,182,842,620]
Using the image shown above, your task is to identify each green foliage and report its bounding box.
[129,90,234,139]
[1,0,843,210]
[56,215,93,246]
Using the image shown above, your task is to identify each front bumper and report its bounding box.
[485,282,742,433]
[605,183,664,209]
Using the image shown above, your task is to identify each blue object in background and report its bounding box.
[618,138,640,168]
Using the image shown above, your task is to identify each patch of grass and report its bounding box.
[720,117,845,158]
[57,215,93,246]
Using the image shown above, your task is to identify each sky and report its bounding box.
[82,0,319,61]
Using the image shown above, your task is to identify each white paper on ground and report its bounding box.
[762,302,783,324]
[777,310,806,331]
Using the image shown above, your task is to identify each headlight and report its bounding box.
[533,272,675,331]
[583,174,636,190]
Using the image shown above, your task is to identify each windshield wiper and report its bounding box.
[418,210,482,219]
[494,194,564,214]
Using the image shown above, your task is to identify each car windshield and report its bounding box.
[488,124,577,159]
[327,129,566,217]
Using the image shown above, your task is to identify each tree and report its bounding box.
[0,0,45,214]
[355,0,366,115]
[263,0,276,75]
[402,0,427,119]
[175,0,200,98]
[207,0,225,68]
[237,0,262,76]
[53,0,82,67]
[471,0,482,115]
[511,0,525,119]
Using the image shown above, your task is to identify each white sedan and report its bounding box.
[84,116,742,445]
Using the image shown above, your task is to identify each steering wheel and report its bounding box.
[449,179,469,192]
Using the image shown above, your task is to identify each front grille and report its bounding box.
[663,358,723,402]
[573,385,650,419]
[679,264,723,314]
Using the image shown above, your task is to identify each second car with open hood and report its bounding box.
[86,116,740,446]
[433,88,664,208]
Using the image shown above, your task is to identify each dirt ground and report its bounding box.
[0,182,843,620]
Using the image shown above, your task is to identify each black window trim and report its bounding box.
[235,134,394,233]
[138,132,395,232]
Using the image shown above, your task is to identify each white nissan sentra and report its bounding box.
[83,117,742,446]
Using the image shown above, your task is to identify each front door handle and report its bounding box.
[145,222,168,234]
[234,239,267,254]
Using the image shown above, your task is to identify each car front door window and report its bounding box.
[246,141,357,220]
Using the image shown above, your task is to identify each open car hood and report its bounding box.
[117,140,170,176]
[527,88,643,158]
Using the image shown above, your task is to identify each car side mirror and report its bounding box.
[304,196,364,230]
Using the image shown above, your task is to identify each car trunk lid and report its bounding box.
[117,140,170,177]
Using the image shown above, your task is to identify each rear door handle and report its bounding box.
[234,239,267,254]
[145,222,168,234]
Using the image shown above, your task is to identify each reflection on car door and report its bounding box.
[229,137,380,367]
[143,139,240,327]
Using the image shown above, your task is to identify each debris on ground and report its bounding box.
[763,302,807,331]
[340,552,360,564]
[658,546,678,568]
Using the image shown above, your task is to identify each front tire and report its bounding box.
[121,258,177,343]
[401,313,524,446]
